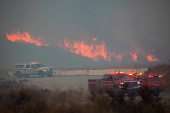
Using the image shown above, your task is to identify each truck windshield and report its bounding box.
[114,74,131,80]
[35,64,45,67]
[150,76,163,81]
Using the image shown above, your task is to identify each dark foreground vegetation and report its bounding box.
[0,79,170,113]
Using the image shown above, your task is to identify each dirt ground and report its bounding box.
[4,75,103,90]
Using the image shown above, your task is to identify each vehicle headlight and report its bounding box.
[120,82,124,85]
[43,69,47,71]
[137,81,140,85]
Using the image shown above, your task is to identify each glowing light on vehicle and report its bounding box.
[109,72,125,75]
[148,82,150,86]
[109,72,115,75]
[153,75,158,76]
[159,75,162,77]
[149,75,153,78]
[129,73,133,76]
[120,82,124,85]
[120,72,124,74]
[139,73,142,75]
[159,83,161,86]
[163,81,165,85]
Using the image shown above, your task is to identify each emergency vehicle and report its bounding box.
[131,73,143,79]
[88,72,140,93]
[12,62,53,78]
[136,74,166,96]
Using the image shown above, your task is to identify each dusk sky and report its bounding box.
[0,0,170,69]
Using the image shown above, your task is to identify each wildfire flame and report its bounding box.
[57,38,122,61]
[6,29,161,62]
[92,37,97,41]
[6,29,49,46]
[152,48,155,52]
[130,52,137,62]
[146,55,159,62]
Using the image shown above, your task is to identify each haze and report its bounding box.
[0,0,170,69]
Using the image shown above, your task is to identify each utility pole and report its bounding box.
[135,64,137,73]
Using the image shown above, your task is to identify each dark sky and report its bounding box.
[0,0,170,69]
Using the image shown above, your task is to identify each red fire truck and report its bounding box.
[88,72,140,93]
[135,74,166,96]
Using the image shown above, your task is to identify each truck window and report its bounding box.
[35,64,45,67]
[109,75,113,81]
[149,76,163,81]
[26,64,30,68]
[141,76,147,81]
[114,74,131,80]
[103,75,109,81]
[31,64,37,68]
[15,65,24,68]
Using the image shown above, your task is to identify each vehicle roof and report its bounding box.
[14,63,29,65]
[104,74,128,76]
[14,63,40,65]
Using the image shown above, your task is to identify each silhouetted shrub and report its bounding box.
[138,86,162,103]
[0,84,170,113]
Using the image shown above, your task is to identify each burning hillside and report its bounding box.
[6,29,160,63]
[57,38,122,61]
[6,29,49,46]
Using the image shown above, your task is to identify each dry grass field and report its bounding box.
[3,75,103,90]
[1,65,170,113]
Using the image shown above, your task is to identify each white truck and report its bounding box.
[12,62,53,78]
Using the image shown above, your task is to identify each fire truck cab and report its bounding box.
[12,62,53,78]
[134,74,165,96]
[88,72,140,93]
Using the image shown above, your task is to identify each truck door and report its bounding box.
[25,64,33,75]
[30,64,37,74]
[103,75,113,90]
[103,75,109,91]
[107,75,114,89]
[15,64,26,74]
[140,76,148,87]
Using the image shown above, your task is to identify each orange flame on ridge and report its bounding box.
[57,39,122,61]
[152,48,155,52]
[146,55,159,62]
[130,52,137,62]
[92,37,97,41]
[6,29,49,46]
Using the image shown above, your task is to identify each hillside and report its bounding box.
[144,64,170,92]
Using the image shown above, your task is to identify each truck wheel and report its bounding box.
[25,75,30,78]
[113,86,119,93]
[16,71,22,78]
[153,91,160,96]
[39,71,44,77]
[47,74,52,77]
